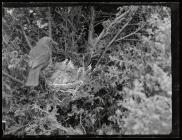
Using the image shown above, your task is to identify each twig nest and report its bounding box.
[46,59,84,92]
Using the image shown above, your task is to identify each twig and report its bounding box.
[65,9,68,52]
[80,114,86,134]
[94,19,106,27]
[54,94,65,104]
[48,7,52,38]
[5,121,34,135]
[97,11,116,16]
[67,17,76,32]
[107,8,131,32]
[116,23,146,42]
[83,55,85,76]
[56,125,78,135]
[93,8,131,49]
[55,9,76,32]
[40,129,55,135]
[93,17,133,70]
[93,29,105,47]
[20,24,33,49]
[32,104,49,114]
[39,28,49,36]
[71,35,75,51]
[88,6,95,47]
[2,30,16,50]
[2,71,24,85]
[28,36,37,44]
[66,7,76,32]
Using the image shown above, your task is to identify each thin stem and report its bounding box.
[20,24,33,49]
[93,17,133,70]
[55,9,76,32]
[2,71,24,85]
[80,114,86,134]
[48,7,52,38]
[116,23,146,42]
[93,8,131,50]
[88,6,95,46]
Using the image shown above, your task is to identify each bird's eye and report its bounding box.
[49,40,57,46]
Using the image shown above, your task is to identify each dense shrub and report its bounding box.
[2,6,171,136]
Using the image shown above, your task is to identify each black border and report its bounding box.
[1,2,180,138]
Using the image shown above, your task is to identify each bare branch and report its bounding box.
[5,121,34,135]
[67,18,76,32]
[122,39,142,41]
[28,36,37,44]
[48,7,52,38]
[3,15,32,49]
[88,6,95,46]
[55,9,76,32]
[2,71,24,85]
[20,25,33,49]
[2,29,15,49]
[93,8,131,49]
[94,19,106,27]
[107,8,131,31]
[93,29,105,47]
[93,17,133,69]
[116,23,146,42]
[80,114,86,134]
[32,104,49,114]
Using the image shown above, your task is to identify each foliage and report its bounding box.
[2,5,171,136]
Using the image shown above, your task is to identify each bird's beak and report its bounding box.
[51,40,58,46]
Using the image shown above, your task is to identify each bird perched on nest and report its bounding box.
[25,36,58,87]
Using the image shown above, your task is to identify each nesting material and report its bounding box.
[47,60,84,93]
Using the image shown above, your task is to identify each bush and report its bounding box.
[2,6,171,136]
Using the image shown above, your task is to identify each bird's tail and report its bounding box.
[25,67,41,87]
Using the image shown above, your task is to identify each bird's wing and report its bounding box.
[29,44,49,58]
[29,44,51,69]
[29,53,50,69]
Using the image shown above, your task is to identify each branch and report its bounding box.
[122,39,141,41]
[55,9,76,32]
[106,8,131,32]
[5,122,34,135]
[67,17,76,32]
[28,36,37,44]
[2,29,15,49]
[93,8,131,48]
[80,114,86,134]
[65,9,69,52]
[39,27,49,36]
[2,71,24,85]
[56,125,81,135]
[93,17,133,70]
[116,23,146,42]
[32,104,49,114]
[93,29,105,47]
[4,17,32,51]
[48,7,52,38]
[94,19,106,27]
[88,6,95,47]
[20,24,33,49]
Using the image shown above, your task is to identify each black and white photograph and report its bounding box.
[2,2,179,137]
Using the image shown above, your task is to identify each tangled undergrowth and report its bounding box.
[2,5,171,136]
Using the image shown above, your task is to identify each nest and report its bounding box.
[46,60,85,94]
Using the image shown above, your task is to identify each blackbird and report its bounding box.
[25,37,58,87]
